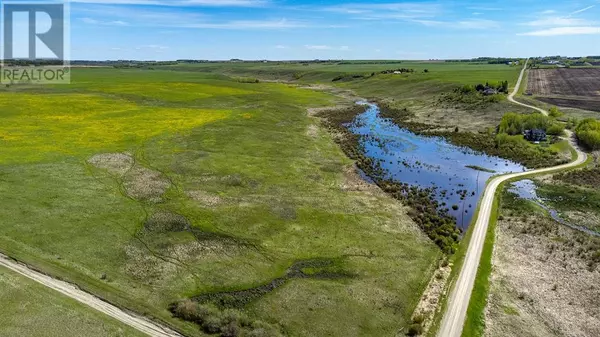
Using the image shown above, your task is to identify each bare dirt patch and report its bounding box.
[87,153,134,176]
[485,215,600,337]
[88,152,171,203]
[122,166,170,203]
[186,190,223,207]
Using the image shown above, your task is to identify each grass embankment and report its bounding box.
[0,266,146,337]
[0,68,439,336]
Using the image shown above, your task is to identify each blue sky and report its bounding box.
[57,0,600,60]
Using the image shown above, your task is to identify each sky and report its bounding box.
[12,0,600,60]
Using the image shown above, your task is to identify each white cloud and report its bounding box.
[411,18,499,29]
[525,17,594,27]
[519,26,600,36]
[568,5,595,17]
[323,2,441,20]
[305,45,332,50]
[275,45,288,49]
[304,45,349,51]
[184,19,306,29]
[80,17,128,25]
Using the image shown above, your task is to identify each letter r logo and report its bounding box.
[1,1,66,61]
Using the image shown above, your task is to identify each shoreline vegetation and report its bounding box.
[377,102,569,169]
[466,165,496,173]
[317,105,461,254]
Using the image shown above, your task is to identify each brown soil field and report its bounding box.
[537,97,600,112]
[528,68,600,97]
[527,68,600,112]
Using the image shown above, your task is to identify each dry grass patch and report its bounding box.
[122,165,170,203]
[186,190,224,207]
[87,152,134,176]
[485,215,600,337]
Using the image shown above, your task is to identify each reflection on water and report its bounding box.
[508,180,600,237]
[347,102,527,230]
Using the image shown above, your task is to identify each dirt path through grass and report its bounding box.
[0,252,182,337]
[508,59,548,116]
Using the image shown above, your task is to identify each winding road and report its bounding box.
[437,60,588,337]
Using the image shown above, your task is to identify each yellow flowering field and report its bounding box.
[0,93,229,163]
[81,82,257,102]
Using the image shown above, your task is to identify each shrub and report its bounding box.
[413,314,425,325]
[576,119,600,150]
[236,77,260,83]
[245,321,282,337]
[548,106,564,118]
[202,315,223,334]
[546,124,565,136]
[407,323,423,336]
[221,322,241,337]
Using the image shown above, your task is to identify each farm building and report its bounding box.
[524,129,547,142]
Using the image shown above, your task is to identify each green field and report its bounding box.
[0,67,441,336]
[0,266,146,337]
[157,61,530,133]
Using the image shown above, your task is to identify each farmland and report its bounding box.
[527,68,600,112]
[0,67,439,336]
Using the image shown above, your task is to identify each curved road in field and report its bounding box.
[437,59,588,337]
[0,252,183,336]
[508,59,548,115]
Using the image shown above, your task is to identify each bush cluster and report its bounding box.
[576,118,600,150]
[170,300,282,337]
[498,112,563,136]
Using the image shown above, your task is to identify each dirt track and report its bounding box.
[438,59,588,337]
[0,252,183,337]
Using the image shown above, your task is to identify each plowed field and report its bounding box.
[527,68,600,112]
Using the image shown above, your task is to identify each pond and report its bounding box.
[508,180,600,237]
[347,102,527,231]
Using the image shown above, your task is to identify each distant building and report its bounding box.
[524,129,547,142]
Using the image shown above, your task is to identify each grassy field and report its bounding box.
[157,61,530,132]
[0,67,440,336]
[0,266,146,337]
